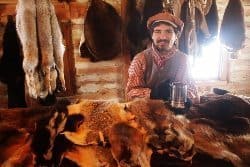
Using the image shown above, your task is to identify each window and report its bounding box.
[189,38,226,80]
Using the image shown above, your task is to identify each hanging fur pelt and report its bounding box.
[126,0,145,58]
[0,16,26,108]
[80,0,122,61]
[179,0,197,55]
[205,0,219,41]
[16,0,39,99]
[219,0,245,51]
[16,0,65,99]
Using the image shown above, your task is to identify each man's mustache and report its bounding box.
[156,39,169,43]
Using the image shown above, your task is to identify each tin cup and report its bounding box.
[170,82,187,109]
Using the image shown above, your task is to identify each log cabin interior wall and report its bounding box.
[0,0,249,108]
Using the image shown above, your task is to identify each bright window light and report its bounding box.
[189,38,221,80]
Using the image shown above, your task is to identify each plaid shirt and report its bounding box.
[126,45,198,101]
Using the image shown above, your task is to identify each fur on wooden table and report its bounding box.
[0,95,249,167]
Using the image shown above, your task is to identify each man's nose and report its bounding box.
[159,33,168,39]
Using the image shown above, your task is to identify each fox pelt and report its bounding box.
[16,0,66,99]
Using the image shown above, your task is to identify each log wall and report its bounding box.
[0,0,249,108]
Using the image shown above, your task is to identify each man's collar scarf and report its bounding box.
[151,44,177,68]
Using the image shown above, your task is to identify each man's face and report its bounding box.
[151,23,177,52]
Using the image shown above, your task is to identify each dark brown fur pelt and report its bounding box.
[126,0,146,58]
[0,15,26,108]
[186,94,250,135]
[80,0,122,61]
[179,0,196,55]
[219,0,245,51]
[205,0,219,40]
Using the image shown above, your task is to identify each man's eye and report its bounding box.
[154,30,161,34]
[154,30,174,34]
[166,30,174,33]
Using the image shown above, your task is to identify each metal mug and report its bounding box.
[170,82,187,109]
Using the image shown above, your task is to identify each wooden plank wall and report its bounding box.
[0,0,250,108]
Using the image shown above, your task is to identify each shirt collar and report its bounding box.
[151,44,177,67]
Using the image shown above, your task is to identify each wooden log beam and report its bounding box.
[0,0,73,4]
[0,2,87,20]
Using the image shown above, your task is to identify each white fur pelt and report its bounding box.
[16,0,65,99]
[16,0,40,99]
[49,1,66,93]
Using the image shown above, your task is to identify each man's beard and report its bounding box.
[154,39,172,53]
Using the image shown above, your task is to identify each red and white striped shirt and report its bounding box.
[126,45,198,101]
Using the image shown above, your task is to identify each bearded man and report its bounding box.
[126,12,198,103]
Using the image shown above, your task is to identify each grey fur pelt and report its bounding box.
[16,0,65,99]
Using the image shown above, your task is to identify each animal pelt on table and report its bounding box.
[16,0,66,100]
[0,99,70,166]
[1,98,250,167]
[219,0,245,51]
[186,94,250,135]
[186,94,250,167]
[49,99,196,167]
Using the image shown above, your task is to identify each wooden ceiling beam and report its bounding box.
[0,0,65,4]
[0,2,87,20]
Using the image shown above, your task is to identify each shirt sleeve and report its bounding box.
[126,53,151,101]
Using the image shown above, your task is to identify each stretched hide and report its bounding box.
[205,0,219,40]
[16,0,40,99]
[126,0,146,58]
[36,0,57,98]
[0,16,26,108]
[49,1,66,92]
[80,0,121,61]
[36,0,66,97]
[179,0,197,55]
[16,0,65,100]
[195,2,210,45]
[219,0,245,51]
[179,0,210,57]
